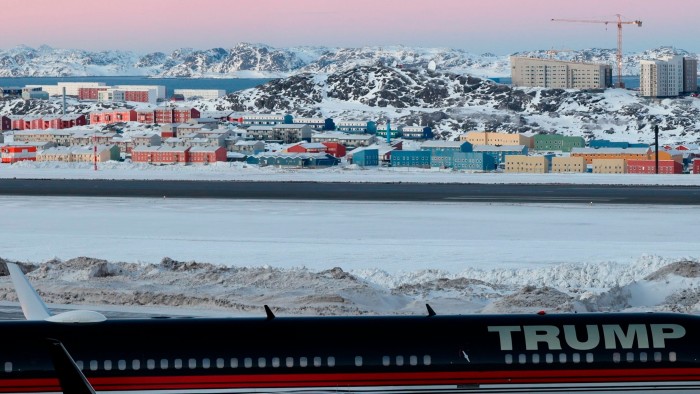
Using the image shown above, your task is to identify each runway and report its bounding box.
[2,179,700,204]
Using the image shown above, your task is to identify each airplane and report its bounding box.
[2,262,700,394]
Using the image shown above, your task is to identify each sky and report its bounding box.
[2,0,698,55]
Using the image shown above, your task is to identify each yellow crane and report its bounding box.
[551,14,642,88]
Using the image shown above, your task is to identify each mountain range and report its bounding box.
[0,43,695,78]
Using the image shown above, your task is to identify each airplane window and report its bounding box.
[613,353,621,363]
[409,356,417,366]
[202,359,210,369]
[160,359,168,369]
[654,352,662,362]
[504,354,513,365]
[286,357,294,368]
[230,358,238,368]
[382,356,390,366]
[423,355,431,366]
[272,357,280,368]
[258,358,266,368]
[147,359,155,370]
[188,359,197,369]
[559,354,567,363]
[327,357,335,367]
[626,352,634,362]
[355,356,363,367]
[174,359,182,369]
[244,358,253,368]
[300,357,308,367]
[76,361,84,370]
[532,354,540,364]
[104,360,112,371]
[3,362,10,373]
[586,353,594,363]
[640,352,648,362]
[132,360,140,370]
[669,352,677,362]
[313,357,321,367]
[216,358,224,368]
[90,360,98,371]
[396,356,404,366]
[545,354,553,364]
[518,354,526,364]
[572,353,580,363]
[118,360,126,370]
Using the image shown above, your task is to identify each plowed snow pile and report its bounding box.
[0,256,699,317]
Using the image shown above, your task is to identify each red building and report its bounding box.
[155,108,174,124]
[189,146,227,163]
[0,116,9,131]
[124,90,151,103]
[287,142,328,154]
[173,107,200,123]
[61,114,87,128]
[136,110,155,124]
[78,87,108,100]
[131,146,190,164]
[627,160,683,174]
[1,145,37,163]
[90,110,137,125]
[694,159,700,174]
[29,117,43,130]
[321,142,346,158]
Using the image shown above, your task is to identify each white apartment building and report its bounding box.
[640,55,684,97]
[510,57,612,89]
[25,82,106,96]
[173,89,226,100]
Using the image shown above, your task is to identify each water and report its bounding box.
[0,76,273,96]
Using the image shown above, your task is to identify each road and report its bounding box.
[1,179,700,204]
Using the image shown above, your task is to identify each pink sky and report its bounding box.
[2,0,697,54]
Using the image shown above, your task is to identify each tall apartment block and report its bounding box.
[640,55,695,97]
[510,57,612,89]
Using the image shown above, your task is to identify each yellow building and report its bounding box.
[505,155,549,173]
[592,159,627,174]
[551,156,587,173]
[460,131,533,149]
[571,147,651,165]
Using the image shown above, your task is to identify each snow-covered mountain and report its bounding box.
[0,44,696,78]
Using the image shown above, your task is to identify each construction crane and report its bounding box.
[551,14,642,88]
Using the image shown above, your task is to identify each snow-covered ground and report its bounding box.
[1,160,700,185]
[0,196,698,317]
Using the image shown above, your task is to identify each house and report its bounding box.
[272,124,312,143]
[131,146,190,164]
[505,155,549,173]
[592,159,627,174]
[627,160,683,174]
[189,146,227,163]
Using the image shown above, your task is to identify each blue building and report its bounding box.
[352,149,379,166]
[336,121,377,134]
[472,145,528,168]
[390,150,431,167]
[588,139,650,149]
[452,152,496,171]
[420,141,472,167]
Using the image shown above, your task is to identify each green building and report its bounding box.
[534,134,585,152]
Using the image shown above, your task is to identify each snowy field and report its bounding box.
[1,160,700,185]
[0,195,699,317]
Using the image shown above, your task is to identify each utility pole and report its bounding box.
[654,124,659,174]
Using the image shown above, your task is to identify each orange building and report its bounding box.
[571,147,651,164]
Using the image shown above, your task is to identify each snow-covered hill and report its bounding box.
[0,44,696,78]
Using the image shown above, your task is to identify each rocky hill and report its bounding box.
[0,44,696,78]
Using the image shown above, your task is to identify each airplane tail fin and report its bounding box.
[6,262,106,323]
[6,263,51,320]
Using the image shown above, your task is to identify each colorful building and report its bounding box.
[592,159,627,174]
[551,156,587,173]
[350,148,379,166]
[1,145,37,163]
[505,155,549,173]
[627,160,683,174]
[571,147,651,165]
[390,150,431,168]
[534,134,585,152]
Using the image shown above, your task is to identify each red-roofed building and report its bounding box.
[90,110,137,125]
[136,109,155,124]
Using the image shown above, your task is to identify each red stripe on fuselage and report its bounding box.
[3,368,700,392]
